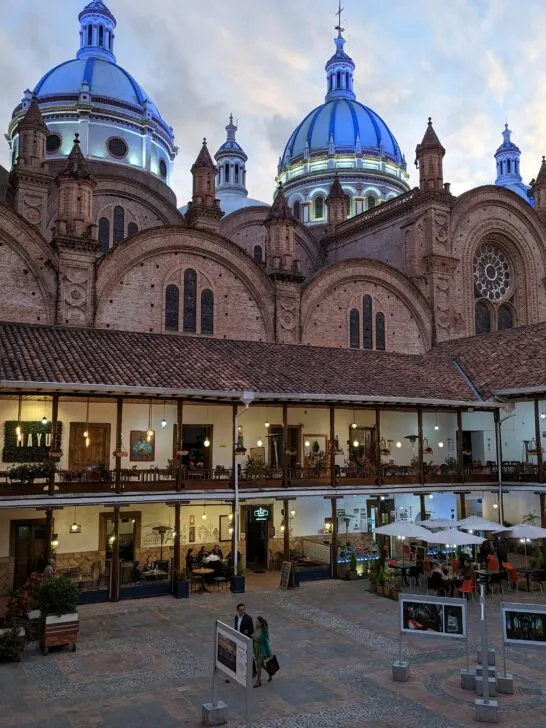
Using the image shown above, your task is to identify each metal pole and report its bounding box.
[399,630,403,665]
[466,634,470,673]
[479,582,489,703]
[212,623,218,708]
[494,411,503,524]
[234,411,239,578]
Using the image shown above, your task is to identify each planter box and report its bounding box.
[369,583,377,593]
[173,580,189,599]
[40,613,79,654]
[376,585,385,596]
[230,575,246,594]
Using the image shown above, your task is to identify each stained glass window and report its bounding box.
[113,206,125,244]
[475,300,491,335]
[183,269,197,333]
[498,304,514,330]
[375,312,386,351]
[349,309,360,349]
[253,245,263,264]
[473,244,511,301]
[293,201,301,221]
[98,217,110,254]
[127,222,138,237]
[201,289,214,335]
[314,196,324,219]
[363,295,373,350]
[165,284,179,331]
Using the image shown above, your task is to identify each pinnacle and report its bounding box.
[58,134,91,179]
[266,183,293,222]
[18,99,49,134]
[420,117,443,148]
[327,175,349,201]
[536,156,546,184]
[192,138,217,172]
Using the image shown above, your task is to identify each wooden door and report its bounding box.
[12,520,48,589]
[69,423,111,471]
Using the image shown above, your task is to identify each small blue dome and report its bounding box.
[280,99,404,169]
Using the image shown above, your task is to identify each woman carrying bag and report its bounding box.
[253,616,277,687]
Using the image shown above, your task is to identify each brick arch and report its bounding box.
[451,188,546,333]
[0,207,57,324]
[301,259,433,351]
[95,226,276,340]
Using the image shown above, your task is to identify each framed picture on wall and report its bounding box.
[189,515,195,526]
[219,515,232,542]
[188,526,195,543]
[130,431,155,462]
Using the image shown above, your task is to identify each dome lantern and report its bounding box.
[77,1,117,63]
[325,17,356,102]
[215,114,248,198]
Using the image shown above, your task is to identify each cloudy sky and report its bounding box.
[2,0,546,206]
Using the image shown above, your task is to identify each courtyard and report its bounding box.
[3,580,546,728]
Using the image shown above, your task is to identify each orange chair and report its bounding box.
[508,569,526,591]
[487,556,500,572]
[457,578,475,602]
[502,561,514,571]
[424,558,432,574]
[451,559,460,572]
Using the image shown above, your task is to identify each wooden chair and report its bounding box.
[457,579,475,602]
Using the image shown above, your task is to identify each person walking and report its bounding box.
[253,616,273,688]
[234,603,254,637]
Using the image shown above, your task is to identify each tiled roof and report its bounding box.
[0,321,544,403]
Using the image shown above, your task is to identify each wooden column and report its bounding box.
[534,398,544,483]
[173,502,181,576]
[331,498,338,578]
[109,505,121,602]
[114,397,123,495]
[44,508,54,563]
[456,408,465,483]
[375,407,382,485]
[459,492,467,520]
[540,493,546,563]
[231,403,237,489]
[48,394,59,496]
[282,403,288,488]
[176,399,184,491]
[230,501,236,567]
[329,407,336,487]
[283,498,290,558]
[417,407,425,484]
[419,494,426,521]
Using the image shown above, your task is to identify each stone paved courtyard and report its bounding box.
[2,580,546,727]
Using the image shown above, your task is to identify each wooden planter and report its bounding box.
[40,613,79,654]
[369,583,377,593]
[391,591,400,602]
[376,585,385,596]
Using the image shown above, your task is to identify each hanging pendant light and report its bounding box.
[434,413,439,431]
[353,439,359,448]
[146,400,154,442]
[264,419,270,429]
[161,400,167,429]
[438,441,444,448]
[83,398,90,447]
[16,394,22,443]
[257,438,263,447]
[201,504,207,521]
[351,410,357,430]
[69,506,81,534]
[204,435,211,448]
[41,399,48,426]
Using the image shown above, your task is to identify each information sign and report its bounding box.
[400,594,467,639]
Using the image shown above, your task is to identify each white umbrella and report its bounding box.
[420,519,458,530]
[375,522,433,541]
[456,515,504,532]
[497,524,546,565]
[429,528,485,546]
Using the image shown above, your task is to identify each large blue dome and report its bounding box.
[281,98,404,169]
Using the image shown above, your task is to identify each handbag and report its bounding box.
[264,655,279,676]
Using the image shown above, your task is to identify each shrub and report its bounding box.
[35,575,79,617]
[0,625,27,662]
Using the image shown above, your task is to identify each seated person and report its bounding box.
[432,563,449,580]
[143,555,155,572]
[458,556,475,581]
[211,544,223,559]
[197,546,208,562]
[185,548,195,577]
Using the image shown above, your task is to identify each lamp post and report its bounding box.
[233,392,255,578]
[495,409,515,525]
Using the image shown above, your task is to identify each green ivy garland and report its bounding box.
[2,421,63,463]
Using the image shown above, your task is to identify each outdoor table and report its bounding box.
[389,561,411,586]
[143,569,168,581]
[475,569,501,595]
[192,567,215,593]
[516,567,541,592]
[69,575,94,591]
[443,574,463,598]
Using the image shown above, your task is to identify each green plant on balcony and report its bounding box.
[8,461,57,484]
[440,456,458,475]
[245,457,266,479]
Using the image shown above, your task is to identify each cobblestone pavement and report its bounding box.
[2,580,546,727]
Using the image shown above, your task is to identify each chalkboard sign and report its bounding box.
[280,561,293,590]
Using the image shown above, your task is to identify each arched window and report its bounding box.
[314,196,324,219]
[375,312,386,351]
[98,217,110,254]
[293,201,301,221]
[127,222,138,237]
[336,70,341,88]
[224,163,230,184]
[87,25,92,45]
[113,206,125,244]
[475,301,491,335]
[349,309,360,349]
[98,25,104,46]
[253,245,263,264]
[201,289,214,335]
[183,268,197,333]
[165,284,179,332]
[363,295,373,350]
[498,304,514,330]
[234,164,239,184]
[367,194,377,210]
[507,159,511,174]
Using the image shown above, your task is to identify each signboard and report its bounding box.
[214,620,251,687]
[280,561,293,590]
[2,421,62,463]
[251,506,270,522]
[501,602,546,646]
[400,594,467,639]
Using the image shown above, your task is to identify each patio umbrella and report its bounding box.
[420,519,458,530]
[429,528,485,546]
[456,515,505,532]
[375,522,433,541]
[497,524,546,565]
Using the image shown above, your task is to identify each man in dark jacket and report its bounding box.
[234,603,254,637]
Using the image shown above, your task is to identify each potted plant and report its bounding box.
[348,552,358,580]
[245,457,266,479]
[384,566,401,600]
[0,623,27,662]
[368,557,385,594]
[35,575,79,654]
[172,570,189,599]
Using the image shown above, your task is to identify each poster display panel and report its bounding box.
[215,620,251,687]
[501,603,546,646]
[400,594,467,639]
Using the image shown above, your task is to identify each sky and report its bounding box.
[2,0,546,207]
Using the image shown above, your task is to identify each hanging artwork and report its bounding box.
[2,421,63,463]
[130,430,155,462]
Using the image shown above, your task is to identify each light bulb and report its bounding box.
[351,422,357,430]
[438,441,444,448]
[468,529,473,534]
[264,421,270,429]
[15,425,21,437]
[396,441,402,448]
[280,525,285,532]
[83,430,88,439]
[353,440,359,448]
[228,512,233,521]
[429,494,434,499]
[493,503,498,510]
[172,531,176,538]
[146,428,154,439]
[51,538,59,548]
[290,509,296,517]
[380,496,385,501]
[304,440,310,447]
[70,523,78,533]
[434,425,439,431]
[204,437,210,448]
[161,418,167,428]
[228,526,234,536]
[541,412,546,420]
[85,437,90,448]
[257,439,263,447]
[202,512,207,520]
[41,415,48,425]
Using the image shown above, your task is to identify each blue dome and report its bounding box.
[281,99,404,169]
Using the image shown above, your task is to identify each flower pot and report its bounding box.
[173,580,189,599]
[230,575,246,594]
[369,583,377,593]
[391,591,400,601]
[376,585,384,596]
[40,613,79,654]
[383,587,392,598]
[348,569,358,580]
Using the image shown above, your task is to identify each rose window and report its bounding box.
[473,244,511,301]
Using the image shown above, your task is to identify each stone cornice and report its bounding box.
[53,235,99,256]
[423,254,459,275]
